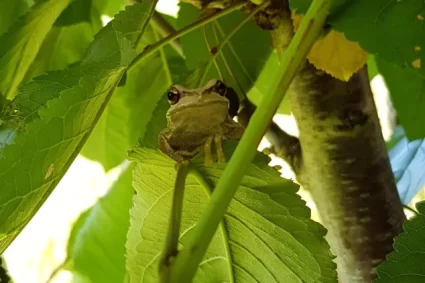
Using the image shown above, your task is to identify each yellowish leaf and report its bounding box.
[292,13,368,81]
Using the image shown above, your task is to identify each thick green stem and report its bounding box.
[151,12,184,58]
[167,1,330,282]
[159,162,190,282]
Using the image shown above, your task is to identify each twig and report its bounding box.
[151,12,184,58]
[238,99,302,173]
[128,2,246,71]
[158,162,190,282]
[45,260,68,283]
[403,204,419,216]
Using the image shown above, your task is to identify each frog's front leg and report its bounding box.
[158,132,200,162]
[213,135,226,163]
[203,136,214,165]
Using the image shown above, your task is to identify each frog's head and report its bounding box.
[166,79,230,118]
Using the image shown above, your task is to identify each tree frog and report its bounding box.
[158,79,244,164]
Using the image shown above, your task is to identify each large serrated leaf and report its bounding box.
[126,144,337,282]
[125,95,337,282]
[375,201,425,283]
[0,0,71,99]
[66,164,134,283]
[0,3,152,253]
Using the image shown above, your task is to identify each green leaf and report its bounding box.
[367,55,379,81]
[125,97,337,282]
[93,0,126,17]
[23,20,100,83]
[376,57,425,140]
[0,3,152,253]
[375,201,425,283]
[329,0,424,78]
[55,0,92,26]
[247,51,291,114]
[127,144,337,282]
[177,3,273,96]
[66,164,134,283]
[0,0,29,35]
[0,0,72,99]
[81,25,172,170]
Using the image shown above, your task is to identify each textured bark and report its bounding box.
[269,7,406,281]
[291,64,405,282]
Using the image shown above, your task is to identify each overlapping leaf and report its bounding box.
[0,3,151,253]
[375,201,425,283]
[177,3,273,97]
[377,58,425,140]
[23,12,102,84]
[66,165,134,283]
[93,0,126,17]
[0,0,28,35]
[55,0,93,26]
[291,12,368,81]
[81,25,171,170]
[291,0,425,78]
[0,0,71,99]
[125,95,337,282]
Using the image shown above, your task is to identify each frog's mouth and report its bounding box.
[168,100,228,115]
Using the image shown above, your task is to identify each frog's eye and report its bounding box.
[214,80,227,96]
[167,89,180,105]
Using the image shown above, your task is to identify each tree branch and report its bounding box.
[237,99,302,173]
[265,4,406,282]
[151,12,184,58]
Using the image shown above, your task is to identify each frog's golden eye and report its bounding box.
[214,80,227,96]
[167,88,180,105]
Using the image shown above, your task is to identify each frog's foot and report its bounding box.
[213,134,226,163]
[203,136,214,165]
[169,149,199,163]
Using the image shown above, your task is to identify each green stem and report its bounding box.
[189,167,235,283]
[134,0,159,48]
[128,2,246,71]
[159,163,190,282]
[200,1,269,86]
[168,1,330,282]
[151,12,184,58]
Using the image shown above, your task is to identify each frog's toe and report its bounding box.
[204,153,213,166]
[214,135,226,163]
[203,136,214,165]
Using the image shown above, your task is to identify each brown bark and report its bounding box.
[269,7,406,281]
